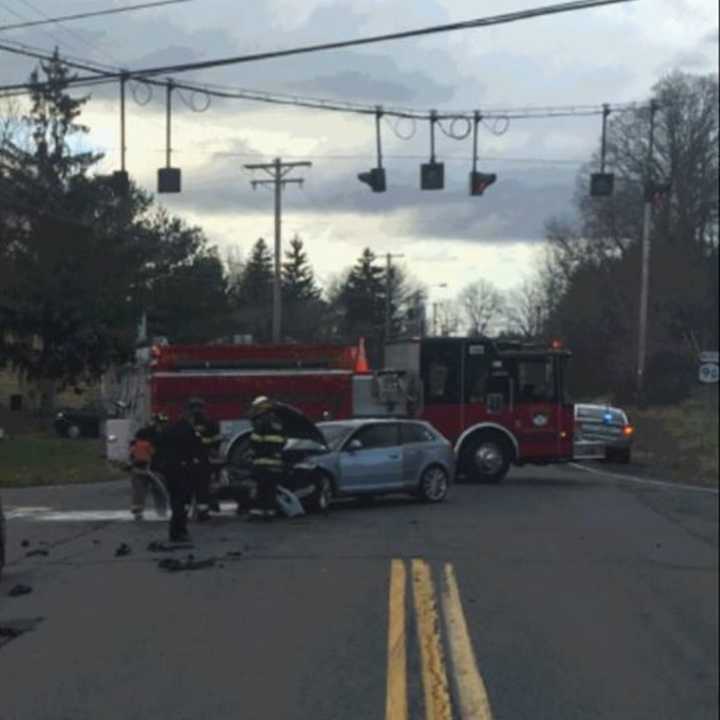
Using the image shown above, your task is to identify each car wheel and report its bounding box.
[462,433,512,484]
[418,465,449,503]
[66,424,82,440]
[307,473,333,514]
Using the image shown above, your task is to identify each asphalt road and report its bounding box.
[1,463,717,720]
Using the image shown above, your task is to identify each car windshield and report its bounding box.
[318,423,355,449]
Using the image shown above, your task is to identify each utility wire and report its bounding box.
[0,0,196,32]
[1,0,636,83]
[122,0,638,79]
[14,0,130,69]
[0,39,647,124]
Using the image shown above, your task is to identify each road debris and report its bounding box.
[0,618,44,648]
[8,584,33,597]
[25,549,49,558]
[147,541,194,553]
[114,543,132,557]
[20,540,30,548]
[157,556,217,573]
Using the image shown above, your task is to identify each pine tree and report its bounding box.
[231,238,274,342]
[334,248,386,362]
[282,235,320,303]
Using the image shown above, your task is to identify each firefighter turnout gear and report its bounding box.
[159,415,205,542]
[249,408,287,518]
[190,411,222,520]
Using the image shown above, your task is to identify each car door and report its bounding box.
[400,422,437,487]
[338,423,403,492]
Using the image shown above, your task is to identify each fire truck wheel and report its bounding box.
[417,466,449,503]
[461,433,512,484]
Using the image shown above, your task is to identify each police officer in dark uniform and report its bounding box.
[248,396,287,520]
[159,401,205,542]
[187,398,223,521]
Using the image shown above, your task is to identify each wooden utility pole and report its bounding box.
[637,100,659,404]
[245,158,311,343]
[385,252,405,344]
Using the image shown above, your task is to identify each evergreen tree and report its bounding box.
[281,235,323,342]
[282,235,320,303]
[231,238,274,342]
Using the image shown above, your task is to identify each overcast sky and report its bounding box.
[1,0,718,298]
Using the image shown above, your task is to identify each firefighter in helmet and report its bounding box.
[187,397,222,521]
[247,396,286,520]
[159,400,206,542]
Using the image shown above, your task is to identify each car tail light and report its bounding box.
[623,425,634,436]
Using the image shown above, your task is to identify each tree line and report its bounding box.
[2,53,717,409]
[537,72,718,405]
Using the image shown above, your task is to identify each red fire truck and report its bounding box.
[105,339,378,463]
[106,336,582,484]
[385,337,576,483]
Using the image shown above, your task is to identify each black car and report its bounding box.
[53,400,125,439]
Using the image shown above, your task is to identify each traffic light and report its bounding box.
[158,167,181,193]
[470,171,497,196]
[644,181,671,205]
[111,170,130,197]
[421,162,445,190]
[590,172,615,197]
[358,167,386,193]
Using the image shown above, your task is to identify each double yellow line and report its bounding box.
[386,559,494,720]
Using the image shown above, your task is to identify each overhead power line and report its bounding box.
[0,0,195,33]
[0,38,647,127]
[121,0,639,79]
[0,0,636,86]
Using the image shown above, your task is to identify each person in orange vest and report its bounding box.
[129,414,170,520]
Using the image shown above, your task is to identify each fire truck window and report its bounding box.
[421,341,462,405]
[516,359,556,403]
[466,360,489,403]
[351,424,400,450]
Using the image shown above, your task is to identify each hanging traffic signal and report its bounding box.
[644,180,671,204]
[470,171,497,196]
[158,167,181,193]
[358,167,386,193]
[590,172,614,197]
[421,162,444,190]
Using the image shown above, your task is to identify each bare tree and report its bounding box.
[504,277,547,339]
[432,299,462,336]
[224,245,245,287]
[457,279,505,336]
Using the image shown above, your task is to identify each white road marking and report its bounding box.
[5,503,240,522]
[570,463,719,495]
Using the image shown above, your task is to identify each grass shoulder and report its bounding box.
[628,387,718,487]
[0,434,125,488]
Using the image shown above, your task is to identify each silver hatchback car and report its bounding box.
[309,418,454,503]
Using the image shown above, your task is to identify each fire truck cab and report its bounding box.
[385,337,575,483]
